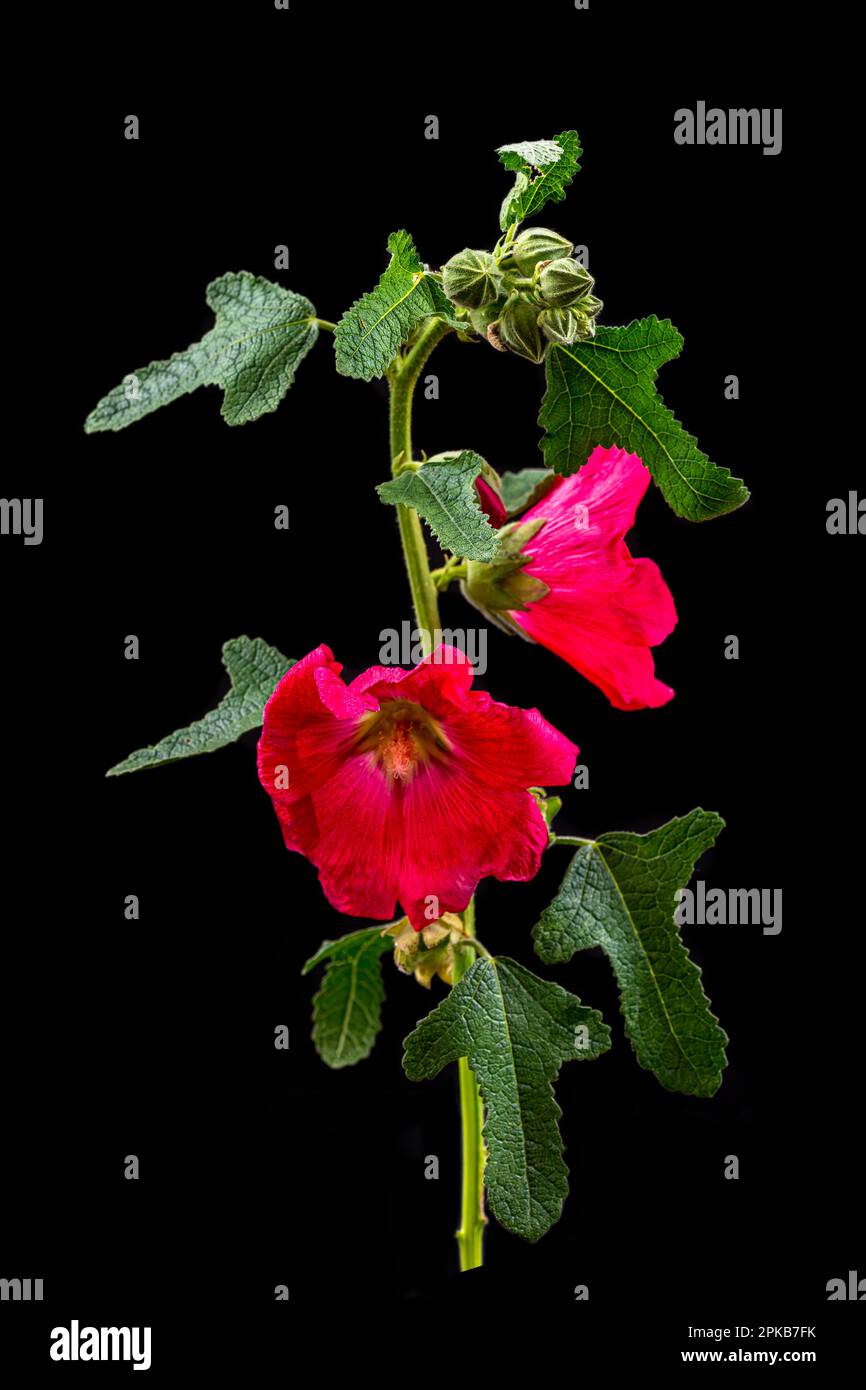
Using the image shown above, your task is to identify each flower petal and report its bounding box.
[510,445,677,709]
[301,752,551,930]
[257,645,577,927]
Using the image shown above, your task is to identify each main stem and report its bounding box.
[388,318,452,653]
[387,317,487,1270]
[453,898,487,1271]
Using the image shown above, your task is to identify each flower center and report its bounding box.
[353,699,451,783]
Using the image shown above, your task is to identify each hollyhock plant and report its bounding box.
[256,643,578,930]
[92,128,743,1276]
[462,445,678,710]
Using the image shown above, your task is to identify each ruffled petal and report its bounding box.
[515,594,674,709]
[350,645,476,714]
[442,690,578,790]
[521,444,652,565]
[303,752,550,930]
[257,644,368,811]
[257,645,576,927]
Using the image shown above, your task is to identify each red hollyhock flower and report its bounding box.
[257,645,577,930]
[465,446,677,711]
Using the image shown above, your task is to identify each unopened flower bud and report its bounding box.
[510,227,575,275]
[538,258,595,307]
[538,307,583,345]
[442,248,502,309]
[498,301,546,364]
[577,292,603,321]
[381,914,468,988]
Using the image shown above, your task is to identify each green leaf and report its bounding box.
[334,230,460,381]
[403,956,610,1241]
[85,272,318,432]
[377,451,500,561]
[497,130,582,230]
[539,317,749,521]
[107,636,294,776]
[302,926,394,1068]
[533,811,728,1097]
[499,467,557,516]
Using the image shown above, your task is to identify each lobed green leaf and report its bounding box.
[85,273,318,431]
[403,955,610,1241]
[533,811,728,1097]
[539,317,748,521]
[106,636,294,775]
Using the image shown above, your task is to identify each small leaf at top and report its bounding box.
[85,273,319,431]
[497,130,582,230]
[376,451,500,561]
[106,636,294,775]
[403,955,610,1241]
[533,810,728,1097]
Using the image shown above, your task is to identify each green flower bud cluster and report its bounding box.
[441,226,603,364]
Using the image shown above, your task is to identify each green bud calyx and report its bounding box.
[577,292,604,319]
[497,302,546,364]
[382,915,468,988]
[442,248,502,309]
[461,517,551,636]
[509,226,575,275]
[538,257,595,307]
[538,304,598,345]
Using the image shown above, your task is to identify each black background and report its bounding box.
[3,2,862,1373]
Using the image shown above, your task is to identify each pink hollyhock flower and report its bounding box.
[257,645,577,930]
[463,445,677,711]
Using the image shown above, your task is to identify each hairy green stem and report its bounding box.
[430,558,469,590]
[386,317,487,1271]
[454,897,487,1271]
[388,317,453,653]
